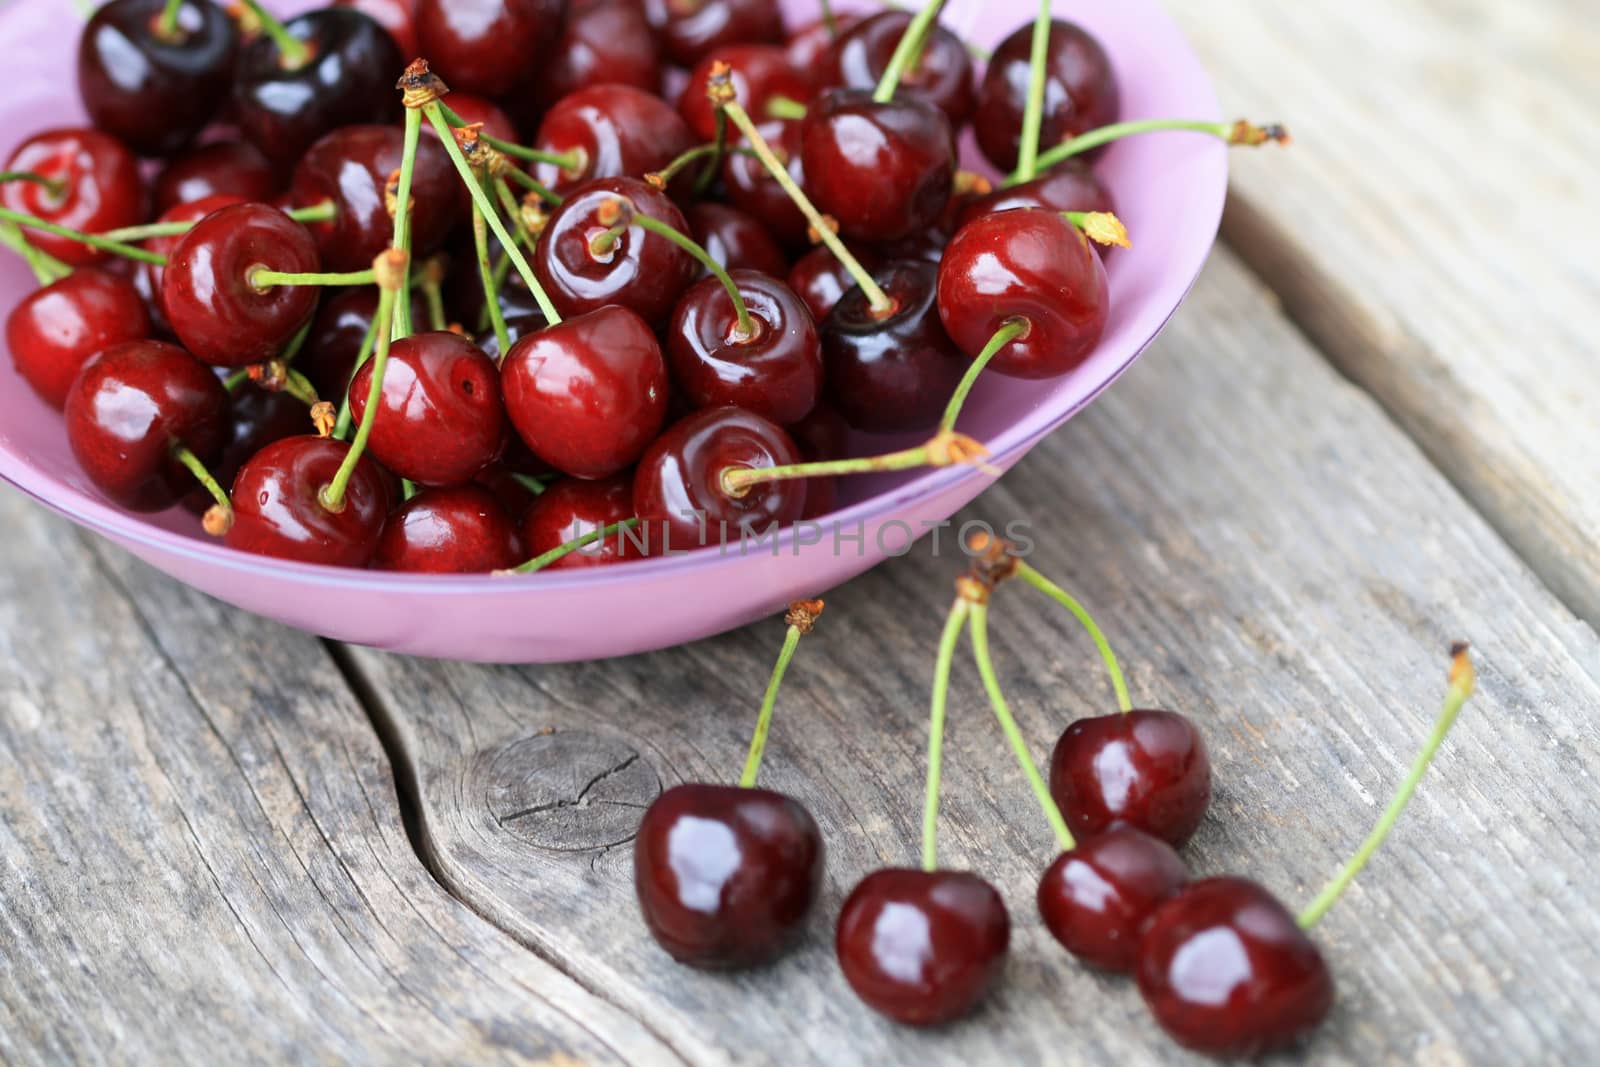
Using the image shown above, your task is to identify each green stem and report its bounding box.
[1298,646,1477,929]
[1014,562,1133,712]
[502,166,563,205]
[510,518,639,573]
[279,367,320,407]
[236,0,311,69]
[250,267,375,289]
[940,317,1029,434]
[0,222,68,285]
[1021,118,1236,182]
[472,192,512,357]
[738,623,805,788]
[875,0,988,59]
[321,286,397,510]
[390,106,422,340]
[0,207,165,264]
[1013,0,1053,182]
[0,171,66,199]
[510,473,547,496]
[720,442,935,495]
[96,200,336,244]
[923,598,970,870]
[872,0,949,103]
[695,112,727,198]
[493,176,539,254]
[332,314,381,440]
[627,210,755,338]
[970,602,1076,851]
[170,442,230,512]
[289,200,338,224]
[155,0,186,40]
[820,0,837,36]
[437,102,582,172]
[421,273,447,332]
[765,96,808,120]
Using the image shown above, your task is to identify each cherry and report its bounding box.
[531,177,697,326]
[139,192,247,327]
[184,385,310,516]
[785,13,863,91]
[476,311,548,362]
[826,12,976,127]
[232,8,404,167]
[799,90,955,243]
[975,20,1119,174]
[373,484,524,572]
[536,0,663,109]
[153,141,279,214]
[6,268,151,409]
[1048,710,1211,848]
[643,0,783,68]
[2,128,144,266]
[334,0,419,58]
[936,208,1109,379]
[501,304,668,479]
[346,330,507,487]
[835,869,1009,1026]
[519,473,644,569]
[1136,878,1333,1057]
[415,0,559,99]
[822,260,965,434]
[77,0,238,158]
[787,400,847,518]
[289,124,461,273]
[63,339,227,511]
[956,159,1113,229]
[678,45,812,142]
[1037,825,1187,972]
[787,244,878,323]
[667,269,821,425]
[473,461,543,517]
[686,203,788,278]
[632,405,804,549]
[720,117,809,248]
[226,435,389,566]
[299,286,382,398]
[162,202,321,368]
[530,85,695,196]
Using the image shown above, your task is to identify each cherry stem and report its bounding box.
[156,0,185,40]
[1063,210,1131,248]
[169,442,231,533]
[420,271,447,332]
[471,188,511,358]
[923,596,970,871]
[250,267,375,289]
[718,100,892,314]
[332,314,380,440]
[653,141,759,190]
[696,109,728,198]
[766,96,808,120]
[0,171,67,199]
[623,204,756,338]
[819,0,837,37]
[510,473,547,496]
[437,101,582,172]
[1298,645,1476,929]
[503,166,562,205]
[0,222,70,285]
[96,201,335,245]
[940,317,1029,434]
[1021,117,1288,182]
[969,601,1077,852]
[493,176,538,253]
[0,206,166,264]
[424,103,562,324]
[390,106,423,340]
[738,600,822,788]
[872,0,949,103]
[508,517,639,573]
[720,439,929,495]
[876,0,988,60]
[1014,0,1053,182]
[236,0,311,70]
[320,262,401,512]
[1014,561,1133,713]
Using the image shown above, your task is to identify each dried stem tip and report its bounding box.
[955,575,990,605]
[384,168,416,221]
[398,59,449,109]
[705,60,736,104]
[596,196,630,227]
[924,430,989,468]
[373,248,410,291]
[954,170,993,197]
[1229,119,1290,146]
[519,195,551,237]
[310,401,336,438]
[1079,211,1131,249]
[965,532,1020,590]
[1448,642,1475,695]
[784,599,825,632]
[247,360,287,391]
[451,123,511,177]
[202,503,234,536]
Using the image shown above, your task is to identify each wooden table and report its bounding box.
[3,1,1597,1062]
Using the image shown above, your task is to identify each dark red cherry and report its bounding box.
[635,783,823,968]
[63,340,227,511]
[678,44,812,141]
[667,270,820,425]
[632,405,804,549]
[416,0,559,98]
[835,869,1010,1026]
[1048,709,1212,848]
[822,260,965,434]
[643,0,783,68]
[1136,878,1333,1058]
[975,20,1119,174]
[473,461,542,517]
[532,176,698,326]
[347,331,506,486]
[536,0,662,108]
[232,8,405,167]
[77,0,238,158]
[153,141,278,214]
[529,85,695,195]
[6,268,151,409]
[1037,826,1187,972]
[520,473,644,568]
[501,305,668,479]
[687,203,789,278]
[184,385,311,516]
[163,202,321,368]
[226,435,388,566]
[787,244,878,323]
[2,128,144,266]
[784,14,863,91]
[787,400,847,519]
[140,193,247,326]
[289,124,462,273]
[956,159,1114,228]
[373,484,523,572]
[721,117,808,248]
[299,286,378,398]
[936,208,1109,379]
[800,90,954,243]
[334,0,419,58]
[826,11,975,127]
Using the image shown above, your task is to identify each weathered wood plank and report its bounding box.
[343,249,1600,1064]
[1171,0,1600,625]
[0,491,679,1065]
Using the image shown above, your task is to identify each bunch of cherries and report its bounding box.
[633,539,1478,1058]
[3,0,1283,573]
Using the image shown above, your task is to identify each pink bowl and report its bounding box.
[0,0,1224,662]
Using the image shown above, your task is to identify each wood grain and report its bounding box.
[1171,0,1600,626]
[344,250,1600,1065]
[0,492,678,1065]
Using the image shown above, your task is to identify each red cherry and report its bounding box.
[184,386,310,516]
[956,159,1114,228]
[634,783,823,968]
[1137,878,1333,1057]
[2,128,144,266]
[786,244,879,323]
[826,11,976,127]
[373,484,524,572]
[721,117,808,248]
[678,44,812,142]
[140,192,248,326]
[787,400,847,518]
[643,0,783,68]
[415,0,559,98]
[519,473,644,569]
[935,208,1109,379]
[822,260,965,434]
[632,405,804,549]
[473,461,543,518]
[975,20,1119,174]
[686,203,789,278]
[225,435,388,566]
[536,0,663,108]
[1037,825,1187,972]
[799,90,954,243]
[835,869,1010,1026]
[333,0,419,58]
[347,331,507,487]
[162,202,321,368]
[501,305,668,479]
[77,0,238,158]
[153,141,279,214]
[784,13,863,91]
[530,84,695,195]
[6,269,151,409]
[1048,709,1212,848]
[299,286,380,399]
[63,340,227,511]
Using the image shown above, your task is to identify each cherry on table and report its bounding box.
[1037,825,1187,972]
[536,0,663,109]
[520,473,645,569]
[678,44,813,142]
[1049,709,1212,848]
[6,268,151,409]
[153,141,279,214]
[530,84,696,195]
[2,128,144,267]
[956,159,1114,228]
[687,203,789,278]
[826,11,976,127]
[721,117,809,248]
[976,19,1119,174]
[415,0,559,99]
[373,484,525,573]
[225,435,388,567]
[643,0,783,68]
